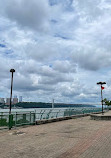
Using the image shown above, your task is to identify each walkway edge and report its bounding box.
[36,112,101,125]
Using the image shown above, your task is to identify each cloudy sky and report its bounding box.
[0,0,111,104]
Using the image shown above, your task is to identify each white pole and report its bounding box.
[52,99,54,108]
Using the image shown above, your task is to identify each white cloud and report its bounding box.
[53,60,76,73]
[0,0,111,103]
[0,0,50,32]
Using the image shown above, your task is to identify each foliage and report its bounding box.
[0,118,8,126]
[103,98,111,106]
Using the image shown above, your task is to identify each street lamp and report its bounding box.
[9,69,15,130]
[9,69,15,114]
[97,82,106,114]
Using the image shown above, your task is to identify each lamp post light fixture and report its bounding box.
[9,69,15,114]
[97,82,106,114]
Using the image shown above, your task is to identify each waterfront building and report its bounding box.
[6,98,10,105]
[0,98,5,104]
[19,96,22,102]
[13,98,18,104]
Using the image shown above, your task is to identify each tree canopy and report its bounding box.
[103,98,111,106]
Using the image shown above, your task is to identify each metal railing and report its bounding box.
[35,107,103,120]
[0,108,103,130]
[0,111,36,130]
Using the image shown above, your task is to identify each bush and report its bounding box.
[0,118,8,126]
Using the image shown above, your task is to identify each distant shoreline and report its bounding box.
[0,102,96,109]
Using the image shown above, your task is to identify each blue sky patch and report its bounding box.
[0,43,6,48]
[54,34,70,40]
[51,19,58,23]
[4,49,13,55]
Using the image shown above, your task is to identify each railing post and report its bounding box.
[23,113,26,125]
[33,113,36,125]
[34,110,36,124]
[30,112,31,124]
[15,112,17,127]
[1,113,3,126]
[56,110,61,118]
[46,110,52,119]
[40,110,45,120]
[39,110,42,120]
[82,109,84,114]
[69,108,71,116]
[9,114,13,130]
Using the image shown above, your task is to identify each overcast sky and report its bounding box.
[0,0,111,104]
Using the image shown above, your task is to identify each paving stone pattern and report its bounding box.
[0,116,111,158]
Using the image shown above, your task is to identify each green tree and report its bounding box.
[103,98,111,106]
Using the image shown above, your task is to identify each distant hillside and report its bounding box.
[5,102,96,108]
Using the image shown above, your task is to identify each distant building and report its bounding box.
[19,96,22,102]
[0,98,5,104]
[6,98,10,105]
[13,98,18,104]
[14,95,17,98]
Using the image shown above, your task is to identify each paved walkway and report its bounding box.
[0,116,111,158]
[95,110,111,116]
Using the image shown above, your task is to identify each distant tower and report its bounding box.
[19,96,22,102]
[6,98,10,105]
[0,98,5,104]
[13,97,18,104]
[52,99,54,108]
